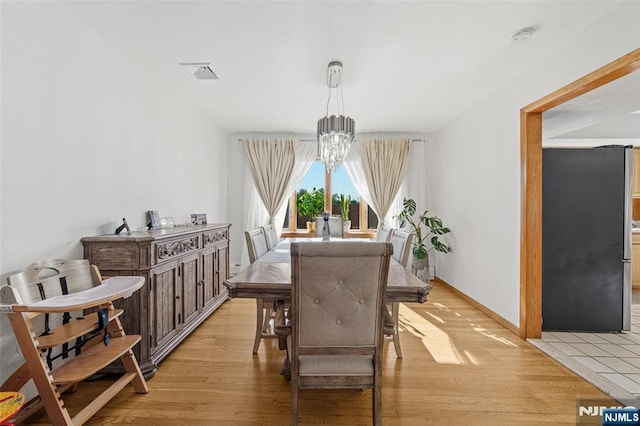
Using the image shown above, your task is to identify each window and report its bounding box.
[284,161,378,233]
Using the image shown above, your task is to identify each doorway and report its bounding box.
[519,48,640,339]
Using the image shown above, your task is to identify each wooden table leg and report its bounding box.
[273,299,291,380]
[383,306,396,336]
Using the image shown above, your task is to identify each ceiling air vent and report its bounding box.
[179,62,219,80]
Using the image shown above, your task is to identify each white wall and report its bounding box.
[0,2,228,383]
[428,2,640,327]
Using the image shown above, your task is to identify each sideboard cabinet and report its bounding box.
[82,224,230,378]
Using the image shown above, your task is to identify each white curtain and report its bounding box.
[343,142,372,206]
[283,140,317,204]
[241,139,316,266]
[243,138,297,225]
[344,138,411,227]
[272,140,316,236]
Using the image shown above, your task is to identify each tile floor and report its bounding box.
[529,303,640,405]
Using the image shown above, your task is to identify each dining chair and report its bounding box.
[374,225,393,242]
[261,224,279,250]
[314,216,343,238]
[244,228,268,263]
[288,241,392,426]
[244,228,274,353]
[388,229,414,358]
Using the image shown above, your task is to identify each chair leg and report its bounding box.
[109,311,149,394]
[262,307,271,333]
[262,301,275,334]
[8,312,74,425]
[392,302,403,358]
[253,299,265,354]
[290,380,298,425]
[373,379,382,426]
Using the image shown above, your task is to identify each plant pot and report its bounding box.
[343,220,351,234]
[306,221,315,233]
[411,254,430,284]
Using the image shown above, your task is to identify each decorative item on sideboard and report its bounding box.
[147,210,161,229]
[114,217,131,235]
[160,217,175,228]
[191,213,207,225]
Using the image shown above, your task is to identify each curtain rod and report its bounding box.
[237,138,425,143]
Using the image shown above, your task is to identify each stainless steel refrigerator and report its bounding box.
[542,145,632,332]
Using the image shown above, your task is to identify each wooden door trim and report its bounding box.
[520,48,640,339]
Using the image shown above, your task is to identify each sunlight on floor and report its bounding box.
[423,310,445,324]
[398,304,472,365]
[435,299,517,348]
[473,325,518,347]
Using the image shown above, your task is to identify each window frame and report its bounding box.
[281,162,376,238]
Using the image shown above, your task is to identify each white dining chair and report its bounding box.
[261,224,279,250]
[244,228,275,353]
[314,216,343,238]
[388,229,414,358]
[374,225,393,242]
[245,228,268,263]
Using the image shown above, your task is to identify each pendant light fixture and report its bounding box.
[317,61,355,173]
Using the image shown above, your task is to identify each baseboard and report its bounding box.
[434,277,520,337]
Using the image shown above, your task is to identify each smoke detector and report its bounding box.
[179,62,219,80]
[510,27,536,44]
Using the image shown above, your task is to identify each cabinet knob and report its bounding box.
[176,295,181,300]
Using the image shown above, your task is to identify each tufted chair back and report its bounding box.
[288,241,392,425]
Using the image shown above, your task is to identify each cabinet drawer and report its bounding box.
[202,228,228,248]
[88,244,138,269]
[155,236,200,263]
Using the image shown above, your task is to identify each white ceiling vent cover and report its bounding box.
[179,62,219,80]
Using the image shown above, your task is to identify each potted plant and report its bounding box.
[395,198,451,283]
[297,187,324,232]
[339,194,352,234]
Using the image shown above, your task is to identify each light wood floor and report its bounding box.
[23,282,616,425]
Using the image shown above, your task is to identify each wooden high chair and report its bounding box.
[0,259,148,425]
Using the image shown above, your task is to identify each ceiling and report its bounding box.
[61,1,624,135]
[543,70,640,144]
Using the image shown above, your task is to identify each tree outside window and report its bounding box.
[283,161,378,233]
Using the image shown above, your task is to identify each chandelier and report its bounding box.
[317,61,355,173]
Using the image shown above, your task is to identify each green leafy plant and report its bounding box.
[296,187,324,221]
[339,194,352,222]
[395,198,451,260]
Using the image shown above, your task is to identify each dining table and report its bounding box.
[223,238,432,378]
[224,238,432,303]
